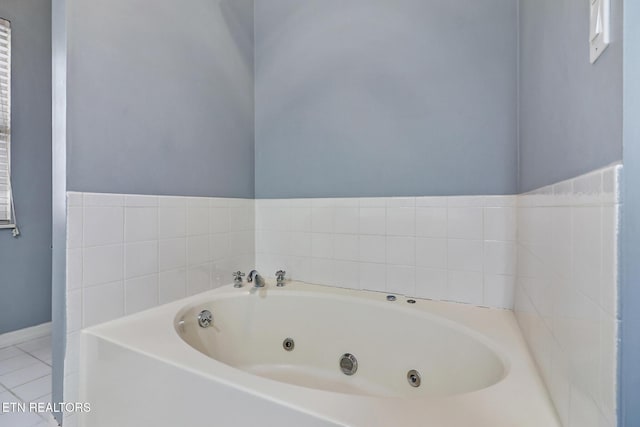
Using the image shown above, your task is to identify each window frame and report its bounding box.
[0,17,13,229]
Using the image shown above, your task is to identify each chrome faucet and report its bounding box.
[232,271,245,288]
[247,270,265,288]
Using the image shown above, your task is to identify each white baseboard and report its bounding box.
[0,322,51,348]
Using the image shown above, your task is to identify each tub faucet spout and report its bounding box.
[247,270,265,288]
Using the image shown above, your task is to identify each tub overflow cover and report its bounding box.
[197,310,213,328]
[340,353,358,376]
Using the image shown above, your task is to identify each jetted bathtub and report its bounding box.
[80,282,560,426]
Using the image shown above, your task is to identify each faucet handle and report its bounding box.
[275,270,286,287]
[233,271,245,288]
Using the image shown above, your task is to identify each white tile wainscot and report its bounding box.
[63,192,254,425]
[514,164,621,427]
[255,195,517,309]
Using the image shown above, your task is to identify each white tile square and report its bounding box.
[67,207,83,249]
[125,241,158,279]
[257,231,289,256]
[359,197,387,207]
[83,244,123,287]
[333,261,359,289]
[484,274,515,309]
[484,241,516,275]
[27,348,52,366]
[66,248,82,291]
[124,195,157,207]
[484,196,517,207]
[289,198,312,208]
[333,234,359,261]
[187,235,209,265]
[332,198,359,208]
[447,270,483,305]
[601,205,618,316]
[83,206,124,247]
[550,207,573,280]
[67,192,83,207]
[599,312,617,424]
[484,207,516,241]
[158,206,187,239]
[359,263,387,292]
[415,238,447,269]
[358,235,386,264]
[334,208,359,234]
[187,206,209,236]
[359,207,386,235]
[67,289,82,333]
[209,233,230,261]
[0,353,40,376]
[290,232,312,257]
[83,193,124,207]
[159,269,187,304]
[386,207,415,236]
[82,281,124,327]
[16,337,51,354]
[159,238,186,272]
[158,196,186,208]
[290,207,312,232]
[311,207,334,233]
[572,207,602,304]
[187,264,211,296]
[186,197,209,208]
[415,197,448,207]
[312,233,333,259]
[227,231,248,258]
[0,347,23,362]
[414,268,448,301]
[447,196,486,207]
[448,208,483,240]
[12,374,51,402]
[209,207,229,233]
[311,258,334,285]
[386,265,415,296]
[285,256,311,283]
[208,197,229,208]
[386,236,415,266]
[125,275,159,314]
[386,197,415,208]
[416,207,447,238]
[447,240,483,272]
[256,206,283,231]
[125,207,158,242]
[0,361,49,389]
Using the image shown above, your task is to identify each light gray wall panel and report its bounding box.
[0,0,52,335]
[66,0,255,198]
[519,0,623,192]
[255,0,518,198]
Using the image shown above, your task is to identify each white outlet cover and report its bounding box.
[590,0,610,64]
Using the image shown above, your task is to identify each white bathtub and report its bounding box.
[79,282,560,427]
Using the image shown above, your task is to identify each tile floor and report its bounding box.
[0,336,58,426]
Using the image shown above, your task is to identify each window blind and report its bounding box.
[0,18,10,224]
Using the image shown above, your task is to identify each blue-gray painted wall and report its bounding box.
[0,0,52,335]
[518,0,623,193]
[255,0,518,198]
[620,0,640,424]
[66,0,255,198]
